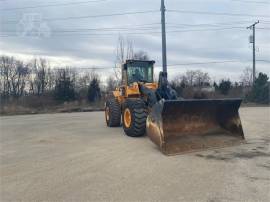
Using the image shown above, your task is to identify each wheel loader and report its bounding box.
[105,59,245,155]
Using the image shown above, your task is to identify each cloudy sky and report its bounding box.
[0,0,269,81]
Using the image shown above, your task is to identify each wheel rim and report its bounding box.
[105,107,110,121]
[124,108,131,128]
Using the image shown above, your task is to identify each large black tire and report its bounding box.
[105,97,121,127]
[122,99,147,137]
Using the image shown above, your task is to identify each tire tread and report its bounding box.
[105,97,121,127]
[122,99,147,137]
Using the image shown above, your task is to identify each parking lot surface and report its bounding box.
[0,107,269,201]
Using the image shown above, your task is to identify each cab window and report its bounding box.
[127,62,153,84]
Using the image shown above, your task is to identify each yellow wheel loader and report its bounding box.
[105,60,245,155]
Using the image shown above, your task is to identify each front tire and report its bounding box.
[105,98,121,127]
[122,99,147,137]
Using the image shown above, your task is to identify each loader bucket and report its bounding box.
[146,99,245,155]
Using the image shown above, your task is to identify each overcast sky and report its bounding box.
[0,0,269,81]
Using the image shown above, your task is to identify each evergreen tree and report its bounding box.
[54,69,75,101]
[88,77,101,102]
[248,73,269,104]
[218,80,232,95]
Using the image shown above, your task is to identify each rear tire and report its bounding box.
[122,99,147,137]
[105,97,121,127]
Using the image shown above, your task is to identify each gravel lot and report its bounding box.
[0,107,269,202]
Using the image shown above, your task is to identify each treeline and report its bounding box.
[0,55,269,107]
[171,69,269,104]
[0,56,104,103]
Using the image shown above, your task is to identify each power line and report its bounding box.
[2,10,160,24]
[157,59,269,69]
[50,10,159,21]
[49,24,161,32]
[258,60,270,63]
[0,49,267,69]
[167,21,252,27]
[231,0,270,4]
[0,23,162,34]
[67,66,113,70]
[168,9,270,18]
[65,59,270,70]
[0,26,159,34]
[0,0,108,11]
[3,9,270,25]
[52,26,250,34]
[167,60,248,67]
[3,23,268,35]
[3,21,270,34]
[1,26,161,34]
[0,26,264,37]
[0,21,248,33]
[260,20,270,23]
[52,59,269,70]
[0,27,244,37]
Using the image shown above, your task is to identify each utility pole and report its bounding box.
[161,0,167,73]
[247,21,259,85]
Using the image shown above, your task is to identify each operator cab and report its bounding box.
[123,60,155,85]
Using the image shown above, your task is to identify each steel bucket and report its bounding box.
[146,99,245,155]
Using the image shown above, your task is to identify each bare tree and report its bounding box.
[106,75,118,92]
[126,38,134,61]
[46,67,55,91]
[172,74,188,87]
[240,67,253,87]
[194,70,210,86]
[75,70,103,99]
[116,35,134,64]
[0,56,13,96]
[114,35,134,80]
[185,70,196,86]
[133,50,149,60]
[12,61,30,97]
[171,70,210,88]
[35,58,47,95]
[76,72,91,91]
[0,56,30,97]
[28,58,50,96]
